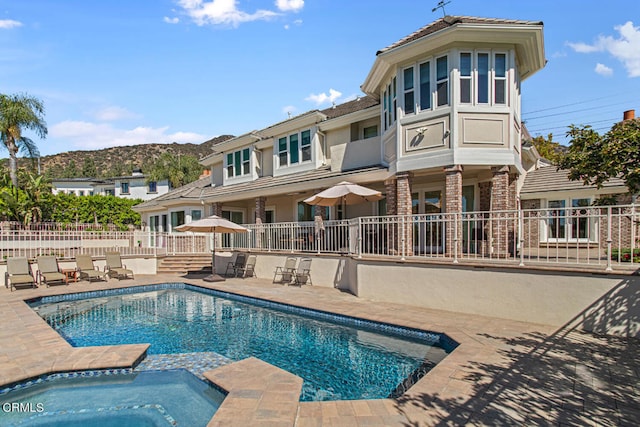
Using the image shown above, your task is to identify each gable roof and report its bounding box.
[378,15,544,55]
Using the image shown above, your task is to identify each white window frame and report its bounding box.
[542,198,597,243]
[493,52,508,105]
[402,66,415,115]
[277,129,312,169]
[226,147,251,178]
[435,55,449,107]
[475,50,491,105]
[459,52,472,104]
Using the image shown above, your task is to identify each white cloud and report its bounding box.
[177,0,278,27]
[595,63,613,77]
[305,88,342,106]
[568,21,640,77]
[164,16,180,24]
[50,121,206,150]
[275,0,304,12]
[93,106,141,121]
[0,19,22,29]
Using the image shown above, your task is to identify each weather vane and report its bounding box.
[432,0,451,17]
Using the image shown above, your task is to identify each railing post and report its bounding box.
[357,218,362,259]
[401,216,406,261]
[453,213,459,264]
[606,206,613,271]
[268,225,272,252]
[290,223,295,253]
[519,208,525,266]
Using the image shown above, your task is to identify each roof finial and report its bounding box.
[432,0,451,18]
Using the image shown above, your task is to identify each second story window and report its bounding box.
[403,67,415,114]
[419,61,431,110]
[277,130,312,168]
[148,181,157,193]
[363,125,378,139]
[226,148,250,178]
[121,182,129,194]
[494,53,507,104]
[436,55,448,107]
[478,52,490,104]
[460,53,472,103]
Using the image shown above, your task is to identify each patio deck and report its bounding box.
[1,274,638,426]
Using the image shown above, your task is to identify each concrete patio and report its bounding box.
[1,273,638,426]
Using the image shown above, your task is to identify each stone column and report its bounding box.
[254,196,266,249]
[396,172,413,257]
[491,166,511,257]
[384,177,397,216]
[444,165,463,257]
[211,202,223,217]
[383,176,398,255]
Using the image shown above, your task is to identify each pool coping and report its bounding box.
[0,274,557,426]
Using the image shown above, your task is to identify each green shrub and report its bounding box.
[610,248,640,262]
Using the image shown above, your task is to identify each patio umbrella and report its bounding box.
[304,181,383,218]
[175,215,248,282]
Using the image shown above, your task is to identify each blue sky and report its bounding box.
[1,0,639,156]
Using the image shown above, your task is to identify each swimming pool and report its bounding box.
[0,369,224,427]
[29,283,456,401]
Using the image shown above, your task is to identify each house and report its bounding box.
[134,15,546,252]
[52,169,170,201]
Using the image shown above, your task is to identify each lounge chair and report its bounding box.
[235,255,257,278]
[36,256,68,287]
[273,257,297,284]
[224,253,246,277]
[292,258,312,286]
[5,257,37,291]
[76,254,108,282]
[105,252,134,280]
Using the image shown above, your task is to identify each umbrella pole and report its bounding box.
[204,232,225,282]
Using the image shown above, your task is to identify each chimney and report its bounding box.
[199,169,211,179]
[623,109,635,120]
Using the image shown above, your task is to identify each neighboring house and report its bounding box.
[52,169,170,201]
[134,15,547,244]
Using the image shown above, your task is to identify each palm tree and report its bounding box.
[0,93,47,188]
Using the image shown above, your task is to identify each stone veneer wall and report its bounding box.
[521,199,541,248]
[444,165,463,257]
[490,166,512,257]
[396,172,413,257]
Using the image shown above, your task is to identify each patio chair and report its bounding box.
[75,254,108,282]
[36,256,69,287]
[273,257,297,284]
[224,253,246,277]
[105,252,134,280]
[292,258,312,286]
[5,257,37,291]
[235,255,257,278]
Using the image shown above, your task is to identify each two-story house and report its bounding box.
[134,16,546,248]
[52,169,170,201]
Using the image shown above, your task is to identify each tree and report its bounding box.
[146,153,204,188]
[559,119,640,196]
[62,159,79,178]
[82,158,98,177]
[530,133,564,164]
[0,93,47,187]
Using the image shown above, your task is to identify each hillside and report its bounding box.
[10,135,234,179]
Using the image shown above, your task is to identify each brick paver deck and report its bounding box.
[1,274,638,426]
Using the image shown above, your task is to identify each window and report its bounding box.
[403,67,415,114]
[363,125,378,139]
[419,61,431,110]
[477,53,489,104]
[278,137,288,167]
[148,181,157,193]
[392,77,397,122]
[78,190,84,196]
[494,53,507,104]
[226,148,251,177]
[105,189,114,196]
[89,191,94,196]
[120,182,129,194]
[460,53,472,103]
[545,198,594,241]
[277,130,312,168]
[436,56,448,106]
[170,211,185,228]
[301,130,311,161]
[297,202,328,221]
[191,210,202,221]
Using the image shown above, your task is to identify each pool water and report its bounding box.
[0,370,224,427]
[31,286,452,401]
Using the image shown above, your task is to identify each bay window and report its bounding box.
[459,53,471,103]
[419,61,431,110]
[494,53,507,104]
[403,67,415,114]
[458,51,509,106]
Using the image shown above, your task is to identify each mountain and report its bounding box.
[10,135,234,179]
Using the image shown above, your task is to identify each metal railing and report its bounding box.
[0,205,637,271]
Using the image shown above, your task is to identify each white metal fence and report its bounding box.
[1,205,637,271]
